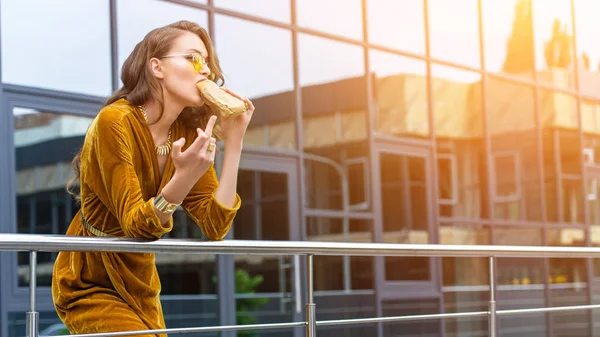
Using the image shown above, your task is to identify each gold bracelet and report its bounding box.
[154,193,180,215]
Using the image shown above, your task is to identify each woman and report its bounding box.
[51,20,253,336]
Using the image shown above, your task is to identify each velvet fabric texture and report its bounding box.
[52,98,240,336]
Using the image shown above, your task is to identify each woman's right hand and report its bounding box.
[171,115,217,184]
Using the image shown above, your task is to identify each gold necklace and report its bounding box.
[139,106,172,156]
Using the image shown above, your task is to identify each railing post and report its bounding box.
[306,254,316,337]
[26,251,39,337]
[488,256,496,337]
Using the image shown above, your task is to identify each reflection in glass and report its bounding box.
[574,0,600,98]
[429,0,480,68]
[380,152,430,282]
[547,228,587,286]
[296,0,362,40]
[159,211,216,295]
[14,108,92,287]
[432,65,487,219]
[495,227,542,246]
[441,224,490,287]
[1,0,111,96]
[299,34,369,212]
[214,0,290,23]
[590,171,600,271]
[495,227,543,284]
[495,227,544,331]
[299,34,364,87]
[497,261,547,337]
[367,0,425,55]
[233,169,292,328]
[582,101,600,135]
[586,171,600,266]
[444,292,488,336]
[306,218,373,291]
[8,311,66,337]
[215,15,296,149]
[383,300,440,336]
[234,169,290,288]
[532,0,575,89]
[593,184,600,275]
[482,0,534,79]
[487,80,543,221]
[540,91,582,224]
[369,50,428,137]
[304,156,369,211]
[547,229,588,334]
[441,224,489,336]
[117,0,208,79]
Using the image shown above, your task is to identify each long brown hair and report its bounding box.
[67,20,223,199]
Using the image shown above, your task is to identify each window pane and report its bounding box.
[432,65,487,219]
[533,0,574,90]
[315,292,376,336]
[159,210,216,295]
[488,80,544,221]
[1,0,111,96]
[117,0,208,79]
[380,152,430,282]
[574,0,600,99]
[234,169,291,290]
[429,0,480,68]
[541,92,580,223]
[299,34,364,87]
[495,227,543,300]
[296,0,362,40]
[214,0,290,23]
[160,297,218,333]
[8,311,66,337]
[299,34,369,211]
[495,227,546,337]
[582,101,600,135]
[233,169,292,328]
[441,223,489,337]
[215,15,296,150]
[367,0,425,55]
[547,229,589,336]
[590,174,600,278]
[369,50,428,137]
[383,300,441,336]
[441,223,490,287]
[482,0,535,79]
[14,108,92,287]
[306,218,373,291]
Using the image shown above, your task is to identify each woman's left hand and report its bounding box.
[219,87,255,148]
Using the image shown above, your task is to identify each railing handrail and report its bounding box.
[5,233,599,337]
[0,233,599,258]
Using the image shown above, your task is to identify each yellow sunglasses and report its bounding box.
[161,52,209,73]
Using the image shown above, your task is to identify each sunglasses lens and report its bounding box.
[193,54,203,72]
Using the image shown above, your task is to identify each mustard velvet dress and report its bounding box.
[51,98,240,336]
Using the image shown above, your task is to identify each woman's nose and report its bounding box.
[200,65,211,78]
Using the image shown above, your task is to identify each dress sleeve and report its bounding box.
[87,107,172,239]
[181,164,241,241]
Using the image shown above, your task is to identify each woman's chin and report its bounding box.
[185,97,205,108]
[193,96,205,107]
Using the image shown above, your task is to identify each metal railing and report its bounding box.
[2,234,600,337]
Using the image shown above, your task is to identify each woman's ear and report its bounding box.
[149,57,165,79]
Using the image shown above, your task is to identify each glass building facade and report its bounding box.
[0,0,599,336]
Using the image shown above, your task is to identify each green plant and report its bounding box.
[235,269,269,337]
[213,269,269,337]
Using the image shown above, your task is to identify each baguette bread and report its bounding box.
[196,80,247,118]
